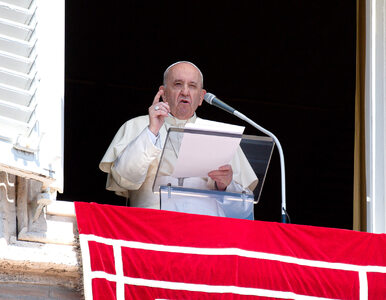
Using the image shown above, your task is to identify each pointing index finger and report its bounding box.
[153,90,164,105]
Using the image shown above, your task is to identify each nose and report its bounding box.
[181,84,189,95]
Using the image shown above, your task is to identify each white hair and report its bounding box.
[163,61,204,87]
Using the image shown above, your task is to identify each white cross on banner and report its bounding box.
[75,202,386,300]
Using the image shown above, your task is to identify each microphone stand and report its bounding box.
[234,110,287,223]
[204,93,287,223]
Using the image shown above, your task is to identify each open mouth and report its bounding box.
[179,99,190,104]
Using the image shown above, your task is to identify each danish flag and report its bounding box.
[75,202,386,299]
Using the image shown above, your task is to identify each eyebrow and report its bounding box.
[173,79,198,85]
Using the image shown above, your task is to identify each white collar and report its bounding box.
[164,113,197,127]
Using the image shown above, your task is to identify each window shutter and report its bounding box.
[0,0,64,192]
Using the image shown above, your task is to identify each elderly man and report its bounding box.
[100,61,257,212]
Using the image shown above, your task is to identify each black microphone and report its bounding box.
[204,92,236,114]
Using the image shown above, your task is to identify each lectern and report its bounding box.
[153,128,274,220]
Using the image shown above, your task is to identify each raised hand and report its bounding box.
[148,90,170,135]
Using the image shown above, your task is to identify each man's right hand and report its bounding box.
[148,90,170,135]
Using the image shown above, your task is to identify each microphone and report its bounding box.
[204,92,236,114]
[204,91,288,223]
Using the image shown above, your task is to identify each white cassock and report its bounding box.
[99,114,258,216]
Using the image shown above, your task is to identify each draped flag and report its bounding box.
[75,202,386,300]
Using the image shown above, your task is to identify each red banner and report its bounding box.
[75,202,386,300]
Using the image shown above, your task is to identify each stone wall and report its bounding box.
[0,171,83,299]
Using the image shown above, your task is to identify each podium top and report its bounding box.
[153,127,274,204]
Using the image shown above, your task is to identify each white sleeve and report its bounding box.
[146,127,162,149]
[225,180,252,194]
[208,178,253,194]
[111,127,162,190]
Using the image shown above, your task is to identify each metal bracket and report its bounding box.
[33,188,56,222]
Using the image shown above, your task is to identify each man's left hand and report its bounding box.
[208,164,233,191]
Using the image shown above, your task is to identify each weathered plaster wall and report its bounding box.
[0,171,82,299]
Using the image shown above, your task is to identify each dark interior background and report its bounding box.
[62,1,356,229]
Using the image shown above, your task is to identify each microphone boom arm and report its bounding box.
[204,92,287,223]
[233,110,287,223]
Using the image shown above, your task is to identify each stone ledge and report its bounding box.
[46,200,76,217]
[0,282,82,300]
[17,200,78,245]
[0,236,81,289]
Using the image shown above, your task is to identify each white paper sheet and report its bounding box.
[185,119,245,134]
[171,120,245,178]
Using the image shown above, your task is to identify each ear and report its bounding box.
[199,89,207,106]
[159,86,166,101]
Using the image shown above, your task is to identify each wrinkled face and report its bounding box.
[160,63,206,120]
